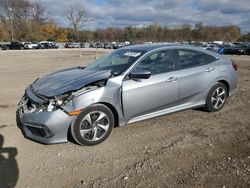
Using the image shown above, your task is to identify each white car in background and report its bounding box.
[24,42,39,49]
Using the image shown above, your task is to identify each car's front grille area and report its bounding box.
[18,95,44,114]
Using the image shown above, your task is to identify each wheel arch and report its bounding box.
[99,102,120,127]
[67,101,120,139]
[217,80,230,96]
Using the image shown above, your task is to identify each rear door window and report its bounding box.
[177,49,216,70]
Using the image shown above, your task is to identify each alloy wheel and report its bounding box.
[79,111,110,141]
[211,87,226,109]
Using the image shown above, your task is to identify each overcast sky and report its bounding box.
[29,0,250,33]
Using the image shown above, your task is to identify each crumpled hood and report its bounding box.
[31,67,111,97]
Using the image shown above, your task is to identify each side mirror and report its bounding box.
[129,68,151,79]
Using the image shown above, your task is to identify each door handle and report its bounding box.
[166,77,178,82]
[205,67,214,72]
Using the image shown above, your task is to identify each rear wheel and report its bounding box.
[71,104,114,146]
[204,83,227,112]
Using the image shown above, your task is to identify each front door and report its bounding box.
[122,49,179,121]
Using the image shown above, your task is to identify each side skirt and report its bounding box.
[127,102,205,124]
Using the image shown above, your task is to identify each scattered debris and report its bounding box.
[123,176,129,180]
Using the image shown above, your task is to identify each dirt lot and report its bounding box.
[0,49,249,188]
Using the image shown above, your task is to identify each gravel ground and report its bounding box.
[0,49,249,188]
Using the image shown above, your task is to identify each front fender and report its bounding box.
[62,82,125,126]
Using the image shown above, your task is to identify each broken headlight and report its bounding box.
[47,101,56,112]
[19,96,46,114]
[46,94,71,112]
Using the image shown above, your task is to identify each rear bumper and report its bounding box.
[17,108,74,144]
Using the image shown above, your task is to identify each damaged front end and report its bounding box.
[17,68,111,144]
[17,88,74,144]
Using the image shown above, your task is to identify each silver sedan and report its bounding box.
[17,44,237,146]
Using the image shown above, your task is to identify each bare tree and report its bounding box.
[31,2,47,23]
[0,0,31,41]
[64,3,89,41]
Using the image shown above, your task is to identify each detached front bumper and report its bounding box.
[17,108,74,144]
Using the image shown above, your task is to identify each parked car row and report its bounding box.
[0,41,59,50]
[0,41,130,50]
[192,42,250,55]
[89,42,131,49]
[1,41,250,55]
[217,43,250,55]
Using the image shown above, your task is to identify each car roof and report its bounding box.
[122,43,176,52]
[121,43,204,52]
[121,43,224,59]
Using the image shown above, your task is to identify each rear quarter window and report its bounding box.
[178,49,217,70]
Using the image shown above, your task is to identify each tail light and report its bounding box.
[232,60,238,71]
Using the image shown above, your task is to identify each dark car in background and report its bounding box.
[64,42,81,48]
[8,42,25,50]
[218,43,250,55]
[38,42,59,49]
[112,43,119,49]
[232,44,248,55]
[218,45,234,55]
[95,43,102,48]
[80,43,87,48]
[89,43,102,48]
[0,44,8,50]
[246,45,250,55]
[89,43,96,48]
[104,43,112,49]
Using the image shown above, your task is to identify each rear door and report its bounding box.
[176,49,218,104]
[122,49,179,121]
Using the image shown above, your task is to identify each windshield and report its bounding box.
[85,49,145,76]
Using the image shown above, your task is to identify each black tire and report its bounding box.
[71,104,114,146]
[204,82,228,112]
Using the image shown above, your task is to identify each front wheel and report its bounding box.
[204,83,228,112]
[71,104,114,146]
